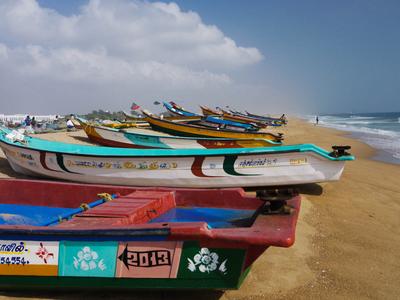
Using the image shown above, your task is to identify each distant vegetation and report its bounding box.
[81,110,127,121]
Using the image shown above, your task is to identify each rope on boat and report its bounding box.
[43,193,119,226]
[97,193,114,202]
[80,203,90,211]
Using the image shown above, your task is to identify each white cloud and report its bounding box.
[0,0,264,113]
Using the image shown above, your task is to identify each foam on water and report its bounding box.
[306,112,400,163]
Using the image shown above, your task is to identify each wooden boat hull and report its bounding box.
[165,103,259,131]
[0,128,353,188]
[220,110,269,128]
[70,119,83,130]
[102,121,150,129]
[200,105,222,117]
[163,101,199,117]
[124,111,201,122]
[0,179,301,290]
[245,111,286,124]
[143,112,282,141]
[201,106,284,127]
[81,122,279,149]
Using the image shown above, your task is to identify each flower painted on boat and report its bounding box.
[123,161,135,169]
[187,248,228,275]
[149,162,159,170]
[73,246,106,271]
[35,242,54,264]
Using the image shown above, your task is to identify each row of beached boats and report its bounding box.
[0,102,354,290]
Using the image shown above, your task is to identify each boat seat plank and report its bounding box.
[64,191,176,226]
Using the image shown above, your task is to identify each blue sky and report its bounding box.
[1,0,399,114]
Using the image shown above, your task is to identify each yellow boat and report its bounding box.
[102,121,150,129]
[142,110,283,142]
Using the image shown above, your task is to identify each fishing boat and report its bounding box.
[200,106,269,128]
[0,126,353,188]
[200,105,222,117]
[219,109,271,128]
[0,178,300,289]
[227,110,286,125]
[163,101,200,118]
[100,120,150,129]
[142,111,281,141]
[228,111,285,127]
[70,118,83,130]
[79,120,280,149]
[123,111,201,122]
[245,111,287,124]
[163,102,259,131]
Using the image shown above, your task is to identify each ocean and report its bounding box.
[307,112,400,164]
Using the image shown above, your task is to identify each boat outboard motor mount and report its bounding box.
[329,145,352,158]
[256,188,298,215]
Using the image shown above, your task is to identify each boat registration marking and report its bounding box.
[0,240,59,276]
[290,158,308,165]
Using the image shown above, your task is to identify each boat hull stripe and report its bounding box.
[56,153,79,174]
[223,155,259,176]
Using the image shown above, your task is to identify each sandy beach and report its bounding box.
[0,118,399,299]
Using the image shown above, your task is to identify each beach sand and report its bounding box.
[0,119,399,299]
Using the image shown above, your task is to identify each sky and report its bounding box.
[0,0,399,115]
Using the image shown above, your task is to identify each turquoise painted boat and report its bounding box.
[0,126,354,188]
[0,178,301,290]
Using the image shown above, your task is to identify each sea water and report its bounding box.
[307,112,400,164]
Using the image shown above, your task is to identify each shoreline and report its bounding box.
[0,118,399,299]
[299,116,400,166]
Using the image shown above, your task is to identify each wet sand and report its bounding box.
[0,118,399,299]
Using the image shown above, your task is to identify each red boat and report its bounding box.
[0,179,300,289]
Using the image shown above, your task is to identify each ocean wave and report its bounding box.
[349,115,377,119]
[315,120,400,161]
[304,113,400,161]
[319,122,400,138]
[321,119,394,125]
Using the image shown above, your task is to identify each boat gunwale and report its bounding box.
[0,134,355,161]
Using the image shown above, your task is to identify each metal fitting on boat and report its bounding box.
[256,188,298,215]
[97,193,114,202]
[80,203,90,211]
[329,145,352,158]
[256,188,297,201]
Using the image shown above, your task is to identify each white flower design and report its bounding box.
[187,248,228,274]
[73,246,106,271]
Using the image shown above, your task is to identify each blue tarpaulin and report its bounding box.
[150,207,256,228]
[0,204,76,226]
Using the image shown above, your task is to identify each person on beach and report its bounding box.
[24,115,31,127]
[66,119,75,131]
[280,114,287,125]
[315,115,319,125]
